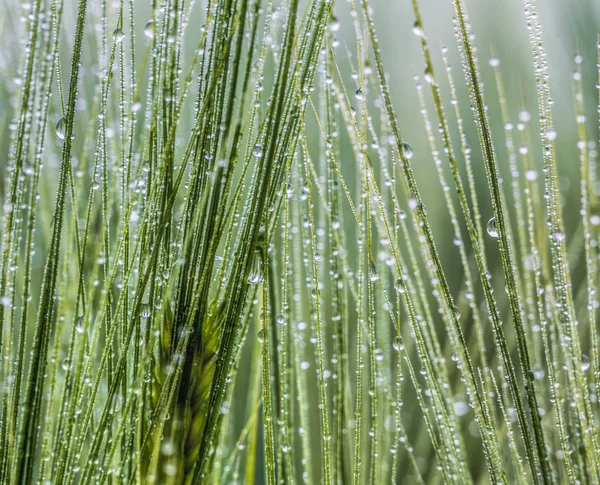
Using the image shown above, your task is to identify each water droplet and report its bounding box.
[452,305,461,319]
[412,21,424,38]
[252,144,263,158]
[257,329,265,343]
[355,88,364,101]
[144,20,155,39]
[248,251,264,284]
[369,264,379,281]
[113,28,125,43]
[248,273,263,284]
[424,68,435,85]
[75,315,84,334]
[141,303,152,318]
[394,277,404,294]
[488,57,500,67]
[525,170,538,181]
[581,355,590,372]
[402,142,414,160]
[518,110,531,123]
[486,217,498,238]
[329,15,341,32]
[393,336,403,352]
[55,117,66,140]
[454,399,469,416]
[161,440,175,456]
[285,183,294,198]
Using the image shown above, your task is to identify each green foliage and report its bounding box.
[0,0,598,483]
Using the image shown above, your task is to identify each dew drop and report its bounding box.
[252,144,263,158]
[525,170,538,181]
[257,329,265,343]
[329,16,341,32]
[144,20,155,39]
[486,217,498,238]
[75,315,84,334]
[248,251,264,284]
[161,440,175,456]
[164,464,177,476]
[412,21,424,38]
[248,273,263,284]
[141,303,152,319]
[355,88,364,101]
[453,399,469,416]
[393,336,403,352]
[369,263,379,281]
[518,110,531,123]
[394,277,404,294]
[113,28,125,43]
[55,117,66,140]
[581,355,590,372]
[285,183,294,198]
[424,67,435,85]
[452,305,461,319]
[402,142,414,160]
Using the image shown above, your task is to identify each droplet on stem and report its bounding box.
[141,303,152,318]
[252,144,263,158]
[248,250,264,284]
[144,20,155,39]
[113,28,125,43]
[412,21,424,38]
[581,355,590,372]
[402,142,414,160]
[55,117,66,140]
[486,217,498,238]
